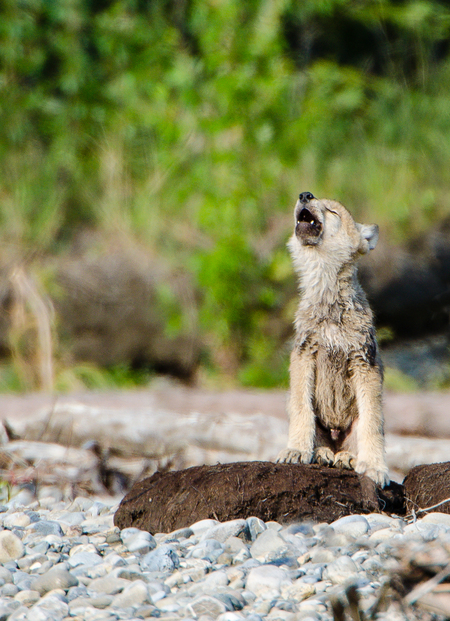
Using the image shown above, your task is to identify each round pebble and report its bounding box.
[32,565,79,595]
[331,514,369,537]
[0,531,24,563]
[246,565,292,599]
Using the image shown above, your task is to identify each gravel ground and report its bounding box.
[0,486,449,621]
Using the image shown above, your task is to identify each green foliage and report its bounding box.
[384,367,419,393]
[2,0,450,387]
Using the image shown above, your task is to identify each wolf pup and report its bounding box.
[277,192,389,487]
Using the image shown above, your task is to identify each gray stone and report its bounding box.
[141,544,180,573]
[166,527,194,540]
[279,533,308,556]
[187,594,228,617]
[224,537,250,562]
[30,594,69,621]
[135,604,159,618]
[67,551,103,568]
[246,517,267,542]
[147,583,170,605]
[420,512,450,527]
[309,547,336,564]
[14,589,40,607]
[69,595,113,609]
[284,523,315,537]
[201,569,229,589]
[12,571,34,591]
[323,556,359,585]
[0,568,12,584]
[331,515,369,537]
[67,585,88,601]
[25,521,64,537]
[217,613,246,621]
[111,580,149,608]
[116,564,145,581]
[1,583,18,597]
[6,606,30,621]
[201,519,248,543]
[89,572,130,595]
[189,519,219,535]
[189,539,225,563]
[246,565,292,599]
[403,521,442,541]
[250,529,290,563]
[3,513,31,529]
[31,565,78,595]
[55,512,85,527]
[281,580,316,602]
[216,592,243,611]
[120,527,156,554]
[0,531,24,563]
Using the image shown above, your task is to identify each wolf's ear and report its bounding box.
[357,223,379,254]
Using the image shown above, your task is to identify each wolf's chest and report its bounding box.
[312,345,356,429]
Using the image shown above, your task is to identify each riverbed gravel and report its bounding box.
[0,487,448,621]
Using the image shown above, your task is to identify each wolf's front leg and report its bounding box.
[277,347,316,464]
[351,361,389,487]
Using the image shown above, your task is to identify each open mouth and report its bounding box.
[295,207,322,243]
[298,207,318,227]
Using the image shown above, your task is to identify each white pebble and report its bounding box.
[0,531,24,563]
[246,565,292,599]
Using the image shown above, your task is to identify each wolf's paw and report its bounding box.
[356,461,390,487]
[334,451,357,470]
[276,448,312,464]
[313,447,335,466]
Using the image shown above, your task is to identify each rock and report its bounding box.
[114,462,406,533]
[141,545,180,572]
[250,529,289,563]
[31,566,78,595]
[200,519,247,543]
[421,512,450,527]
[309,547,336,564]
[2,513,31,529]
[111,580,149,608]
[120,527,156,554]
[322,556,360,585]
[68,595,113,609]
[0,531,24,563]
[14,590,40,607]
[89,573,130,595]
[187,594,229,617]
[68,551,103,568]
[25,521,64,537]
[246,517,266,542]
[0,568,12,584]
[246,566,292,599]
[404,462,450,515]
[27,592,69,620]
[281,580,316,602]
[189,540,224,563]
[330,514,370,537]
[190,519,219,536]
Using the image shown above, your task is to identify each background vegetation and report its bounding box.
[1,0,450,391]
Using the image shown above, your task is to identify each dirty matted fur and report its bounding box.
[277,192,389,487]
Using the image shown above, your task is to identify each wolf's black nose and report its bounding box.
[299,192,314,203]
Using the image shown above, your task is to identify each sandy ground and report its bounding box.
[2,381,450,437]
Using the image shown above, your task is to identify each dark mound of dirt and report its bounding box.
[404,461,450,515]
[114,461,405,533]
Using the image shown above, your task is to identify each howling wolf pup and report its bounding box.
[277,192,389,487]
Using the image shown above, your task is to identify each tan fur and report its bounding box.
[277,193,389,487]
